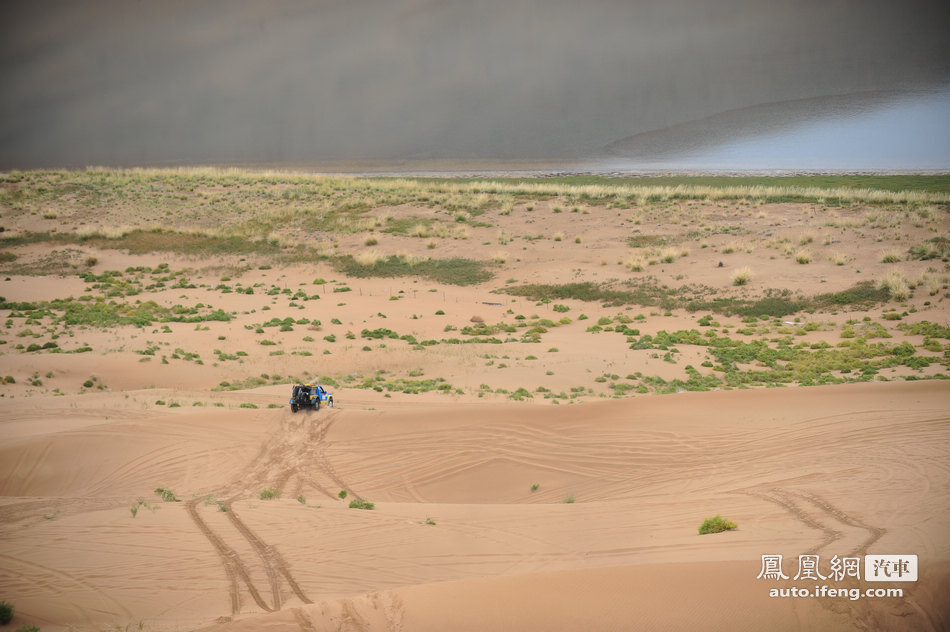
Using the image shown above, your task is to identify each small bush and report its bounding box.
[16,624,41,632]
[794,249,812,264]
[879,248,902,263]
[154,487,180,502]
[0,601,13,625]
[531,483,540,492]
[338,490,348,499]
[698,514,738,535]
[259,488,279,500]
[349,498,375,510]
[731,266,753,286]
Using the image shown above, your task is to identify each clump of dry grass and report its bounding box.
[880,269,910,301]
[660,247,678,263]
[731,266,753,286]
[624,254,645,272]
[553,231,564,242]
[828,252,851,266]
[396,250,420,266]
[355,249,383,267]
[409,224,429,238]
[799,232,815,245]
[795,248,812,264]
[879,248,902,263]
[492,250,508,263]
[364,235,379,246]
[924,276,941,296]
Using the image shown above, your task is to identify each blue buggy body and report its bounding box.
[290,383,334,412]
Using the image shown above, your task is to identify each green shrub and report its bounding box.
[338,490,348,499]
[16,624,41,632]
[698,514,738,535]
[259,488,279,500]
[349,498,374,510]
[0,601,13,625]
[154,487,180,502]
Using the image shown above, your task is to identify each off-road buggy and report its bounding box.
[290,383,334,412]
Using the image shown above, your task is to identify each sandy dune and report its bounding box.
[1,381,947,631]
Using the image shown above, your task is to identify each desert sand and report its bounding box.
[0,170,948,631]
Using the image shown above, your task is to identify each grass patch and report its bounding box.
[259,488,279,500]
[699,515,738,534]
[333,255,494,286]
[500,281,888,317]
[153,487,180,502]
[349,498,375,510]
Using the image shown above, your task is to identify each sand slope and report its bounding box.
[1,381,947,631]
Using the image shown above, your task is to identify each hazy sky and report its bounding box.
[2,0,948,169]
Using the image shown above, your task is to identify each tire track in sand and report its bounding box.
[747,488,885,556]
[223,495,313,606]
[184,497,271,614]
[186,410,339,615]
[745,489,905,631]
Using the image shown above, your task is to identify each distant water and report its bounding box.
[621,88,950,171]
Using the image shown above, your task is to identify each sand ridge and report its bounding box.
[1,382,948,630]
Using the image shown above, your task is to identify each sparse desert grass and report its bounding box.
[879,248,902,263]
[924,276,942,296]
[909,237,950,261]
[409,224,430,238]
[492,250,508,263]
[553,231,564,242]
[259,488,279,500]
[698,515,737,535]
[153,487,180,502]
[880,270,910,301]
[355,249,384,266]
[621,254,643,271]
[828,252,852,266]
[333,254,493,285]
[794,248,812,264]
[731,266,753,286]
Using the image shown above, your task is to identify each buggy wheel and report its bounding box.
[315,399,321,411]
[291,404,298,413]
[328,398,333,408]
